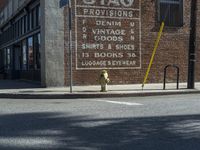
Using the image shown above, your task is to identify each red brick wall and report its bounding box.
[195,0,200,82]
[64,0,200,86]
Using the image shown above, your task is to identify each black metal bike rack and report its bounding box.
[163,65,180,90]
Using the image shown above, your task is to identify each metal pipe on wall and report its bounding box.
[187,0,197,89]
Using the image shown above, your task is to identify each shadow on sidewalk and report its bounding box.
[0,80,41,89]
[0,112,200,150]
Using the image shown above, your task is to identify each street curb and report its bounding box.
[0,90,200,99]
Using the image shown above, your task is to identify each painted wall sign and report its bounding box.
[75,0,141,70]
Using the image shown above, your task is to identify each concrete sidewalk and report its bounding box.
[0,80,200,99]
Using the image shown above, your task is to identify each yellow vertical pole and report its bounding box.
[142,22,165,89]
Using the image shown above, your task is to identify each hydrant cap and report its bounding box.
[101,70,107,74]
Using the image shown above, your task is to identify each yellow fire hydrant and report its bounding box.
[99,70,110,92]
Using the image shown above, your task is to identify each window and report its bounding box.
[14,44,22,70]
[31,9,34,29]
[27,12,31,31]
[29,11,32,31]
[22,39,27,70]
[19,19,22,36]
[14,22,17,37]
[7,48,11,69]
[24,15,27,33]
[12,24,14,39]
[3,49,7,67]
[159,0,183,27]
[32,8,37,29]
[16,21,19,37]
[36,5,40,27]
[34,33,41,69]
[28,37,34,69]
[22,17,24,34]
[38,5,41,26]
[8,27,11,41]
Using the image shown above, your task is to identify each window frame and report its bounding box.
[158,0,183,27]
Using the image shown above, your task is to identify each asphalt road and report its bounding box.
[0,94,200,150]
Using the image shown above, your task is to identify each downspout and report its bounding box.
[187,0,197,89]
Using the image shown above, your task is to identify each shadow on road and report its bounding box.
[0,80,41,89]
[0,112,200,150]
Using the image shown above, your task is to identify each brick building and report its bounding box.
[0,0,200,87]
